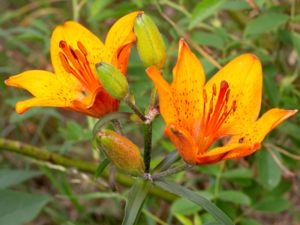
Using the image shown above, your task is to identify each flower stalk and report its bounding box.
[124,94,147,122]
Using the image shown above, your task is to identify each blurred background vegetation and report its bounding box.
[0,0,300,224]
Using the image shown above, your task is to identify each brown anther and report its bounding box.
[220,80,229,91]
[59,52,72,73]
[69,47,78,60]
[59,40,67,49]
[74,49,86,63]
[225,89,230,102]
[212,83,217,96]
[77,41,88,56]
[203,89,207,103]
[209,99,214,113]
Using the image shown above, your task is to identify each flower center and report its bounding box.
[199,80,237,153]
[58,40,99,93]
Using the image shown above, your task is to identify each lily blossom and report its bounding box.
[5,11,143,117]
[147,39,297,165]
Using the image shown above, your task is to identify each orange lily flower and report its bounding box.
[147,39,297,165]
[5,11,143,118]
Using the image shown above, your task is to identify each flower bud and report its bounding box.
[134,13,166,69]
[96,62,129,99]
[96,129,145,175]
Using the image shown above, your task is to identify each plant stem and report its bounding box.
[143,123,152,173]
[125,95,147,122]
[159,12,222,69]
[214,161,226,199]
[0,138,176,202]
[152,163,193,180]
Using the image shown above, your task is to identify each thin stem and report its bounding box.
[160,0,191,18]
[159,12,222,69]
[264,143,300,160]
[214,161,226,199]
[125,94,147,122]
[143,123,152,173]
[0,138,176,202]
[266,148,294,177]
[152,163,193,180]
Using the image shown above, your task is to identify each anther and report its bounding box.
[203,89,207,103]
[59,52,72,73]
[212,83,217,96]
[59,40,67,49]
[77,41,88,56]
[225,89,230,102]
[69,47,78,60]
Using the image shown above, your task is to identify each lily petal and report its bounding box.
[5,70,81,113]
[172,39,205,125]
[105,11,143,73]
[51,21,105,86]
[196,143,259,164]
[71,89,119,117]
[205,54,262,136]
[146,66,178,124]
[230,108,298,145]
[165,124,198,164]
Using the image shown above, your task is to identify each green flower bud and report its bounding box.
[96,129,145,175]
[96,62,129,99]
[134,13,166,69]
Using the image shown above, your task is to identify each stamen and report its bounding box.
[58,40,99,93]
[77,41,88,56]
[59,52,72,73]
[203,89,207,103]
[212,83,217,96]
[198,80,239,154]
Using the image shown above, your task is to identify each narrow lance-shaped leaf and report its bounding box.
[122,180,152,225]
[154,180,234,225]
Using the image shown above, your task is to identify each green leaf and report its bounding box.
[174,214,194,225]
[256,150,282,190]
[222,168,252,179]
[244,12,289,37]
[171,198,202,216]
[189,0,226,29]
[291,31,300,59]
[94,158,110,178]
[254,197,290,212]
[240,218,262,225]
[155,180,234,225]
[0,190,51,225]
[191,32,225,50]
[122,180,151,225]
[218,191,251,206]
[0,169,42,188]
[153,151,179,172]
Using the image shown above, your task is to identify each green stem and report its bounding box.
[214,161,226,199]
[0,138,176,202]
[152,164,193,180]
[125,95,146,122]
[143,123,152,173]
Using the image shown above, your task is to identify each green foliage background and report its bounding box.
[0,0,299,224]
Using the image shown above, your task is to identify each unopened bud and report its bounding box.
[96,129,145,175]
[134,14,166,69]
[96,62,129,99]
